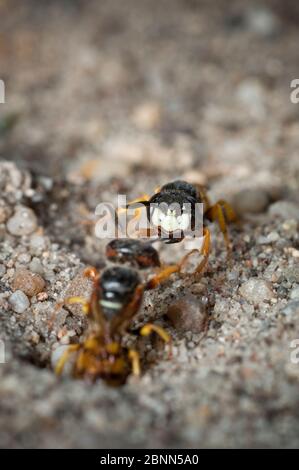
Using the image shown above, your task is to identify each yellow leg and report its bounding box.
[84,266,100,281]
[179,227,211,276]
[128,349,141,376]
[141,323,172,358]
[64,296,90,314]
[205,200,236,251]
[118,194,151,217]
[146,264,180,289]
[49,295,90,330]
[141,323,171,344]
[55,344,80,376]
[118,194,151,238]
[194,184,212,213]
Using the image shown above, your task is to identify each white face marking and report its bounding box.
[152,208,191,232]
[100,300,123,310]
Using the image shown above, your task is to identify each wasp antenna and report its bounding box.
[126,200,150,209]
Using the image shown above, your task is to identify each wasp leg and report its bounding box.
[62,296,91,314]
[194,183,212,212]
[84,266,100,281]
[118,194,151,218]
[205,200,236,251]
[140,323,172,357]
[179,226,211,276]
[128,349,141,376]
[118,194,151,238]
[146,264,180,290]
[49,295,90,330]
[55,344,80,376]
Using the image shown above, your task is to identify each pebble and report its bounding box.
[246,6,280,38]
[0,264,6,277]
[6,207,38,236]
[29,257,44,275]
[232,188,269,215]
[36,292,48,302]
[132,102,162,129]
[17,252,31,264]
[283,266,299,284]
[282,300,299,316]
[166,293,207,333]
[9,290,30,313]
[281,219,298,236]
[290,286,299,300]
[257,231,279,245]
[30,234,47,252]
[268,201,299,221]
[239,278,274,304]
[13,268,46,297]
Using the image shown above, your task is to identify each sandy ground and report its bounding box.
[0,0,299,448]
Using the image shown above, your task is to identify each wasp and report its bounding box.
[54,239,177,385]
[122,180,237,277]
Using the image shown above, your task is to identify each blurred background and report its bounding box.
[1,0,298,192]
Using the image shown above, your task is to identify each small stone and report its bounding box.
[268,201,299,221]
[6,207,38,236]
[282,300,299,316]
[282,219,298,235]
[232,188,269,215]
[36,292,48,302]
[0,264,6,277]
[290,286,299,300]
[283,266,299,284]
[266,231,279,243]
[132,102,162,129]
[166,293,207,333]
[30,234,47,252]
[29,257,44,275]
[9,290,30,313]
[246,7,280,38]
[257,231,280,245]
[13,268,46,297]
[239,278,274,304]
[17,252,31,264]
